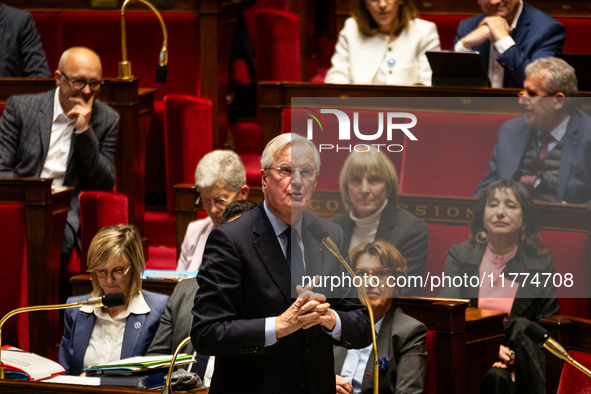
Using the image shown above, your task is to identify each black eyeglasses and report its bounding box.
[60,71,103,92]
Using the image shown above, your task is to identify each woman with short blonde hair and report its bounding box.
[331,146,428,296]
[59,225,168,376]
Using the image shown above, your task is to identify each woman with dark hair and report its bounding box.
[335,240,427,394]
[325,0,440,85]
[330,146,428,296]
[439,180,558,394]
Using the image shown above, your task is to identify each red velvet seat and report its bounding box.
[420,15,467,51]
[79,192,129,271]
[398,112,513,197]
[423,222,470,297]
[540,230,589,319]
[557,18,591,55]
[144,95,213,269]
[31,12,60,72]
[556,350,591,394]
[0,205,28,350]
[232,5,301,169]
[62,191,129,279]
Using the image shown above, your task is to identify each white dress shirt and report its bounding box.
[262,201,342,347]
[340,316,385,393]
[455,0,523,88]
[40,89,76,187]
[81,292,151,369]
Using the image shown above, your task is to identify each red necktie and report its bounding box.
[539,133,552,162]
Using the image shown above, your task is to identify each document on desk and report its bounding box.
[44,375,101,385]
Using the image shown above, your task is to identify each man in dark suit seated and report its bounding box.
[191,133,372,394]
[0,3,51,77]
[474,57,591,205]
[454,0,565,88]
[0,46,120,268]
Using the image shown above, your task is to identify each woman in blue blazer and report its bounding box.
[58,225,168,376]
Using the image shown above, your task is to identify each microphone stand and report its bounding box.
[0,298,116,379]
[318,236,379,394]
[162,336,192,394]
[118,0,169,81]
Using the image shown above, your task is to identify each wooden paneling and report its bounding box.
[0,179,72,359]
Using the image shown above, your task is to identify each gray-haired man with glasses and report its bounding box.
[474,57,591,205]
[0,46,120,289]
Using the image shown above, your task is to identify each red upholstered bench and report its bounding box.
[31,12,59,71]
[556,350,591,394]
[540,230,589,319]
[557,18,591,55]
[423,222,470,297]
[398,112,513,197]
[420,15,467,51]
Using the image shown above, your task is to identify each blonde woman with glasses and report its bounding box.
[325,0,440,85]
[58,225,168,376]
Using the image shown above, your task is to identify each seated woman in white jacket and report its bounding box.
[325,0,440,86]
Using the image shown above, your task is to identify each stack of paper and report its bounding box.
[0,346,65,381]
[84,354,196,376]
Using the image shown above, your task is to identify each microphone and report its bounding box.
[82,292,126,308]
[525,321,591,378]
[118,0,169,83]
[0,293,126,379]
[306,219,379,394]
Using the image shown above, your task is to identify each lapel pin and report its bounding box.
[134,322,141,329]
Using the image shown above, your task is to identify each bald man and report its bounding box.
[0,46,120,271]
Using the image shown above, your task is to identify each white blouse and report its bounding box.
[325,18,441,86]
[81,292,150,369]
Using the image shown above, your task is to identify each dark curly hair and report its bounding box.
[468,180,545,255]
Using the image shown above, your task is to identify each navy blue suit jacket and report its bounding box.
[455,2,565,87]
[191,202,372,394]
[474,108,591,205]
[0,4,50,77]
[58,291,168,376]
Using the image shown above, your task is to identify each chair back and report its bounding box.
[557,350,591,394]
[163,95,213,215]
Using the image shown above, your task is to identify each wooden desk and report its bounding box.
[0,179,72,359]
[0,79,154,235]
[0,379,208,393]
[72,274,503,394]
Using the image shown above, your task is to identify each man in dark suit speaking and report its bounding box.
[0,46,120,266]
[454,0,565,88]
[191,133,372,393]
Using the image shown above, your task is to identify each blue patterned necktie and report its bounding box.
[285,227,305,287]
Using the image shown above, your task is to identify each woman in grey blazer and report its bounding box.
[334,240,427,394]
[330,146,428,297]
